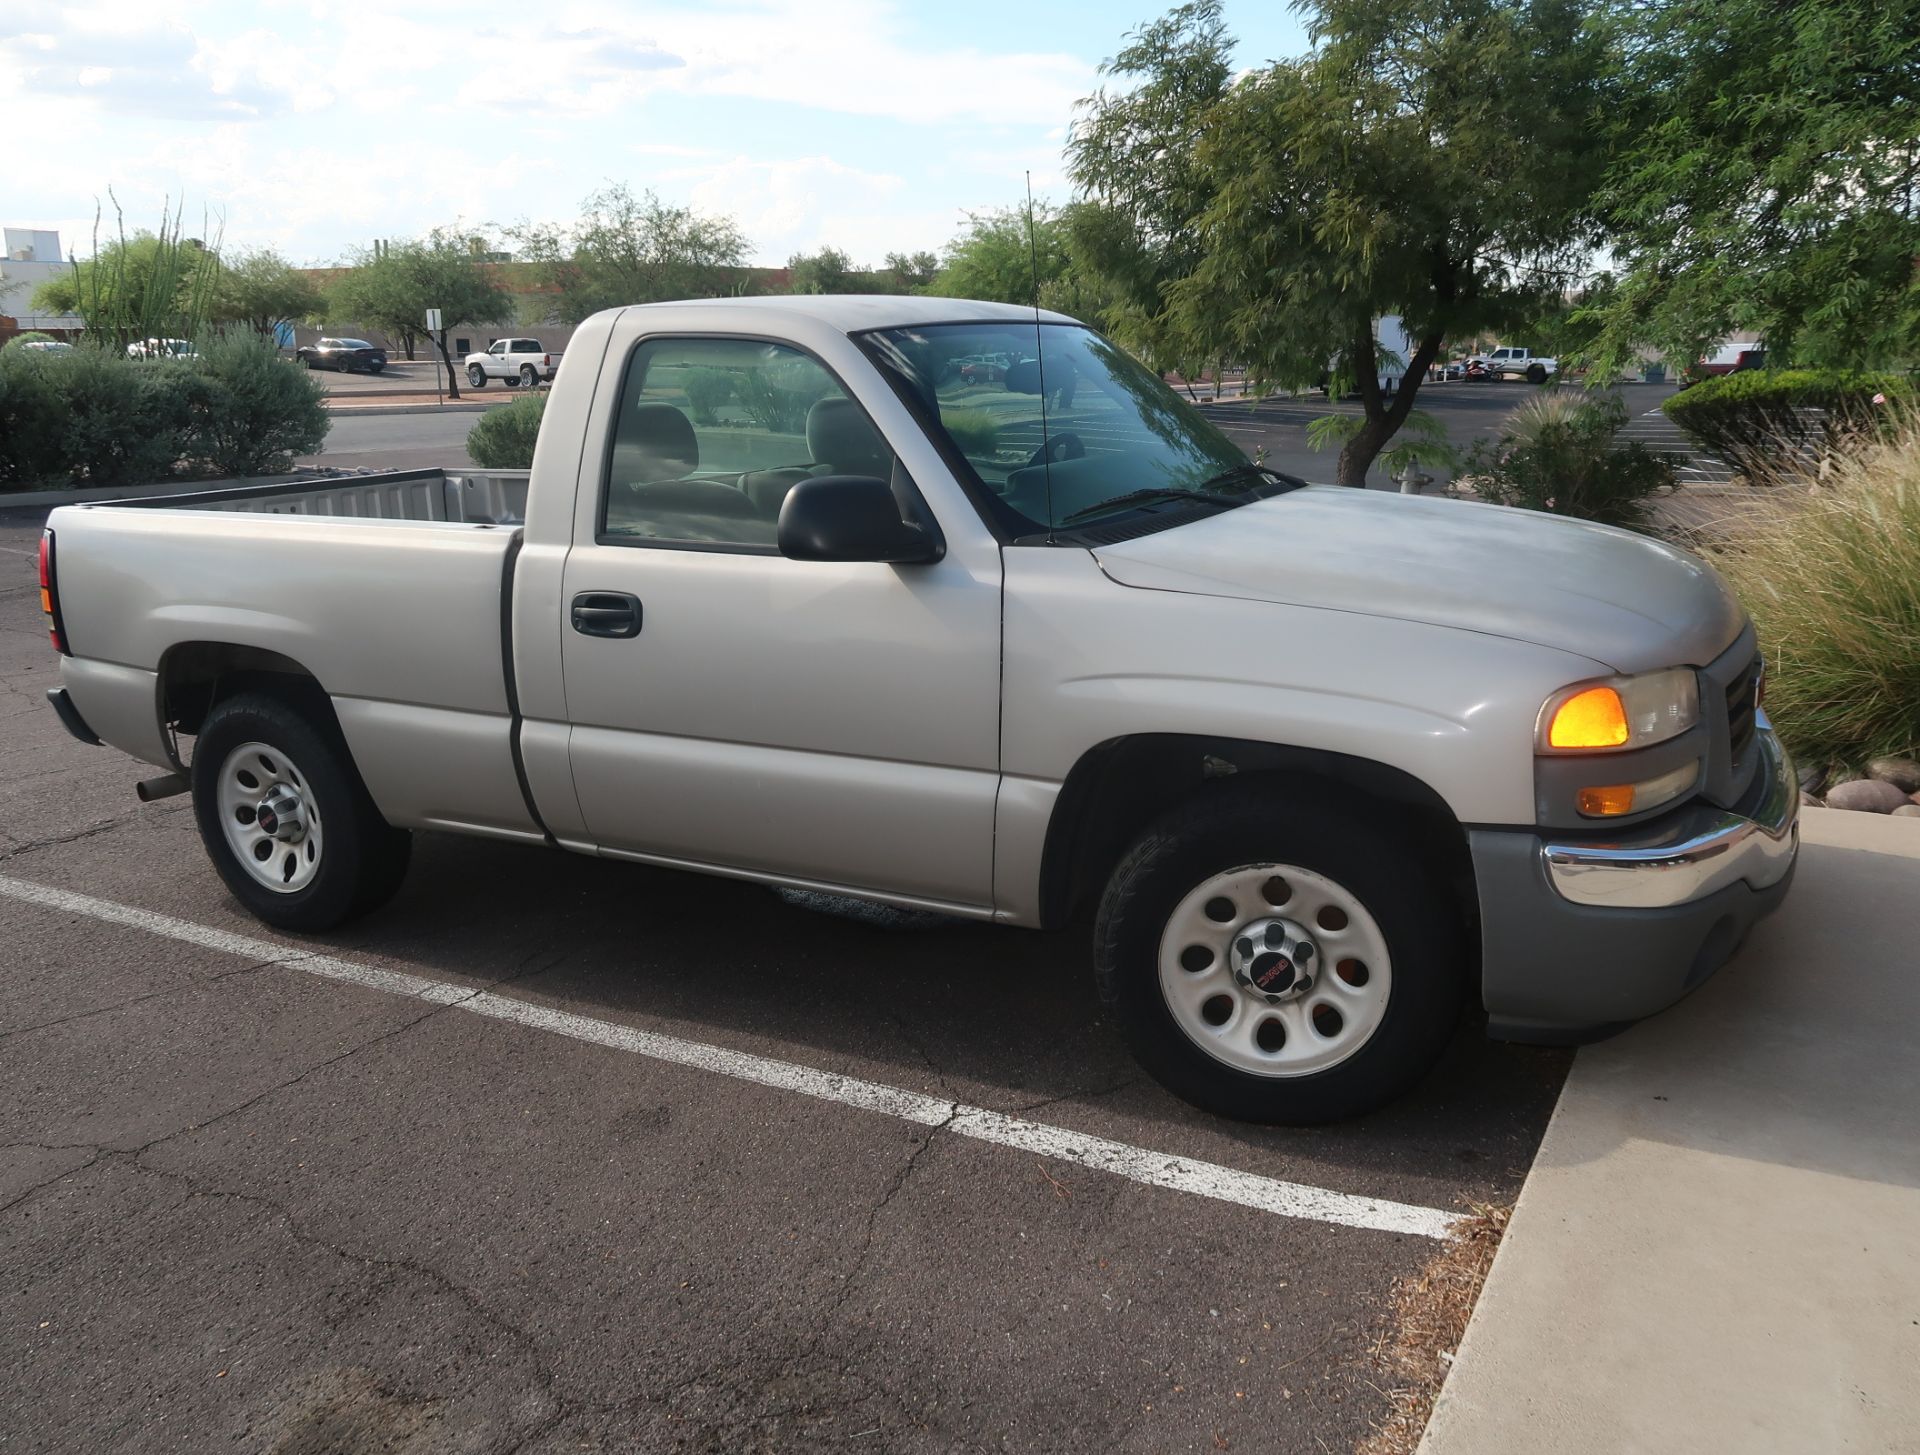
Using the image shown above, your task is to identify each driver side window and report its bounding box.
[601,336,898,551]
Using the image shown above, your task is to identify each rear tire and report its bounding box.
[519,364,538,388]
[190,693,411,932]
[1092,784,1463,1123]
[1526,363,1548,385]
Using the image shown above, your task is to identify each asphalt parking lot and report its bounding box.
[0,509,1569,1453]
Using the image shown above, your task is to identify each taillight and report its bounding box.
[39,529,69,655]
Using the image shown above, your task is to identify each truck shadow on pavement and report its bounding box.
[307,828,1569,1196]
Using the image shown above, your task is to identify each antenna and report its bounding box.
[1025,171,1057,541]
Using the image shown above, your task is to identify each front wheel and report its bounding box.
[190,693,411,932]
[467,364,487,388]
[1093,786,1463,1123]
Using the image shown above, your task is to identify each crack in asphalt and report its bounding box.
[0,806,185,866]
[0,956,295,1043]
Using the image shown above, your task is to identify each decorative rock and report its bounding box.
[1797,764,1830,797]
[1893,805,1920,819]
[1867,756,1920,793]
[1824,778,1912,813]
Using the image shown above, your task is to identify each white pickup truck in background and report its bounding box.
[1475,345,1558,383]
[464,337,563,389]
[40,295,1797,1123]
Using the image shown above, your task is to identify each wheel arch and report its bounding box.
[157,641,343,762]
[1036,734,1476,938]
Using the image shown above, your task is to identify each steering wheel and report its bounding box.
[1026,432,1086,470]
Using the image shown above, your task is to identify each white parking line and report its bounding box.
[0,872,1459,1241]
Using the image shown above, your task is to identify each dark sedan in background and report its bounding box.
[295,338,387,373]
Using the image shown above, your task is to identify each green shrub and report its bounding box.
[188,332,328,475]
[939,407,999,456]
[1662,369,1913,480]
[1463,393,1676,526]
[1,332,59,353]
[682,367,734,425]
[1708,418,1920,769]
[0,347,68,485]
[467,392,546,468]
[55,349,194,487]
[0,334,330,489]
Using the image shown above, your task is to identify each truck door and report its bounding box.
[555,328,1003,912]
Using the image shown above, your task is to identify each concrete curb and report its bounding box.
[321,400,504,416]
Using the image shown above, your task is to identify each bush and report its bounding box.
[0,334,329,490]
[1708,417,1920,769]
[735,362,833,435]
[467,392,546,468]
[1,332,58,353]
[187,333,328,476]
[1463,393,1676,526]
[939,407,999,456]
[682,367,734,425]
[1662,369,1913,480]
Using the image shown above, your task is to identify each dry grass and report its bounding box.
[1354,1203,1511,1455]
[1700,415,1920,771]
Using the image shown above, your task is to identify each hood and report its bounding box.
[1091,487,1745,673]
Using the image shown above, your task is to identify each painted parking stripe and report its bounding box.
[0,872,1459,1241]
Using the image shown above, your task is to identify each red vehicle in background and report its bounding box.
[1695,343,1766,378]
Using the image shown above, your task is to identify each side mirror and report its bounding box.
[777,475,944,564]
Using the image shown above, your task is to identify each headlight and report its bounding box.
[1538,668,1700,752]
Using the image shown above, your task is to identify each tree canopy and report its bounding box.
[327,232,512,391]
[208,248,326,336]
[930,202,1108,320]
[31,215,220,349]
[510,184,748,323]
[1582,0,1920,372]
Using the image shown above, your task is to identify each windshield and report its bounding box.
[859,322,1258,535]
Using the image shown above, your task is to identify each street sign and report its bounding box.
[425,307,443,331]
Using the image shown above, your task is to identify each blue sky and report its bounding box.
[3,0,1313,267]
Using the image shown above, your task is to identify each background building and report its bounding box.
[0,228,83,341]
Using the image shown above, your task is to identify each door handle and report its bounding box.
[570,591,642,638]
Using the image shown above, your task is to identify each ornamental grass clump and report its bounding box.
[1462,392,1677,527]
[1708,415,1920,769]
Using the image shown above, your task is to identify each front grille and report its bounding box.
[1724,653,1760,761]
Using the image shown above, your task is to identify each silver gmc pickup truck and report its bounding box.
[39,296,1799,1121]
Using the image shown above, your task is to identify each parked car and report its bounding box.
[464,337,562,389]
[1694,343,1767,379]
[40,295,1797,1124]
[125,338,198,360]
[13,340,74,355]
[296,338,388,373]
[959,357,1006,385]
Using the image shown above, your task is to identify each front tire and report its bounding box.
[190,693,411,932]
[1093,785,1464,1123]
[467,364,487,388]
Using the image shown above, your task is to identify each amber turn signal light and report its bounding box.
[1577,784,1638,816]
[1547,686,1630,749]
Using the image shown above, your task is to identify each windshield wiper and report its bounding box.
[1059,486,1243,525]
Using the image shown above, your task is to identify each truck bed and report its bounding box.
[48,468,545,844]
[118,467,531,525]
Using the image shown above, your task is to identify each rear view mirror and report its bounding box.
[777,475,944,565]
[1004,359,1044,395]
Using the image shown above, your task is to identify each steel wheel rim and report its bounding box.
[214,740,324,894]
[1157,862,1392,1078]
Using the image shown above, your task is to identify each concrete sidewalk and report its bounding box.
[1423,808,1920,1454]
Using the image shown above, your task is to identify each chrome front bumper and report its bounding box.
[1542,712,1799,910]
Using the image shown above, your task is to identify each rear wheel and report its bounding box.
[190,693,411,932]
[467,364,486,388]
[519,363,538,388]
[1526,363,1548,385]
[1093,785,1464,1123]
